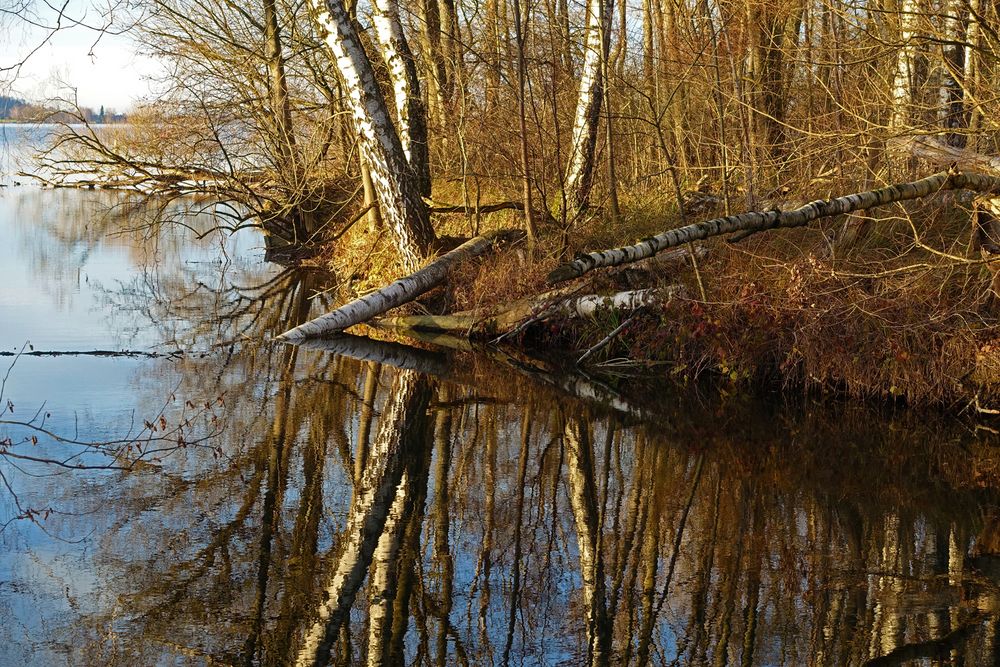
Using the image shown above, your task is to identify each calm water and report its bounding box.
[3,126,1000,666]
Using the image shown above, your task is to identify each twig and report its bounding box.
[577,311,640,365]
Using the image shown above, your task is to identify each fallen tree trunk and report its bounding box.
[893,136,1000,175]
[429,200,525,215]
[277,228,523,340]
[375,287,682,335]
[547,169,1000,284]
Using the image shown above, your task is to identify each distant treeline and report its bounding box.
[0,95,126,123]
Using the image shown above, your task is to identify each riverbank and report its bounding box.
[311,177,1000,410]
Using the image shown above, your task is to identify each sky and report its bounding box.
[2,0,157,111]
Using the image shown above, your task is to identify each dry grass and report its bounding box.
[604,196,1000,406]
[312,174,1000,407]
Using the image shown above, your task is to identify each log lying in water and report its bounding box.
[277,228,523,340]
[547,169,1000,284]
[376,286,682,335]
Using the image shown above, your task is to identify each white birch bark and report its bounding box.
[366,472,410,667]
[548,170,1000,283]
[938,0,966,143]
[564,0,614,214]
[371,0,432,195]
[563,419,611,666]
[889,0,920,130]
[373,286,682,336]
[277,228,522,339]
[295,369,431,666]
[308,0,435,270]
[869,513,904,659]
[964,0,980,81]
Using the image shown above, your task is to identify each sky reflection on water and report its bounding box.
[1,165,1000,665]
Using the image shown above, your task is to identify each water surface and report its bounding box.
[2,126,1000,666]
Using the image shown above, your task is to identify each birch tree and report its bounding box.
[563,417,612,666]
[564,0,614,217]
[296,368,433,666]
[307,0,436,270]
[889,0,921,130]
[371,0,432,196]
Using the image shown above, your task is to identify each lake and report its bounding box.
[2,124,1000,665]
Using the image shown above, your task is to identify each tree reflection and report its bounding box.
[19,259,1000,666]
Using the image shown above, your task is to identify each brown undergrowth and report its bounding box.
[553,194,1000,407]
[313,179,1000,408]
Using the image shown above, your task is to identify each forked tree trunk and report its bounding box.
[564,0,614,216]
[308,0,435,270]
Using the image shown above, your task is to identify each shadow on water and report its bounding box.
[6,186,1000,665]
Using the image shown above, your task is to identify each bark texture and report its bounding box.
[308,0,435,270]
[375,287,681,335]
[278,229,523,340]
[889,0,920,129]
[563,419,612,666]
[564,0,614,215]
[372,0,432,195]
[548,170,1000,283]
[295,369,432,666]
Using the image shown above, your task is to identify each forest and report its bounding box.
[13,0,1000,405]
[9,1,1000,663]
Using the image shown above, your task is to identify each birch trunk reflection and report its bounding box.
[296,369,433,666]
[562,417,611,666]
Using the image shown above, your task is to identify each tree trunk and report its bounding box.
[896,136,1000,175]
[295,369,433,667]
[419,0,449,124]
[263,0,297,172]
[365,473,411,666]
[889,0,920,130]
[512,0,538,240]
[548,170,1000,283]
[372,0,432,196]
[563,418,612,666]
[308,0,435,270]
[939,0,966,146]
[375,287,681,335]
[745,0,791,157]
[564,0,614,217]
[277,229,523,339]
